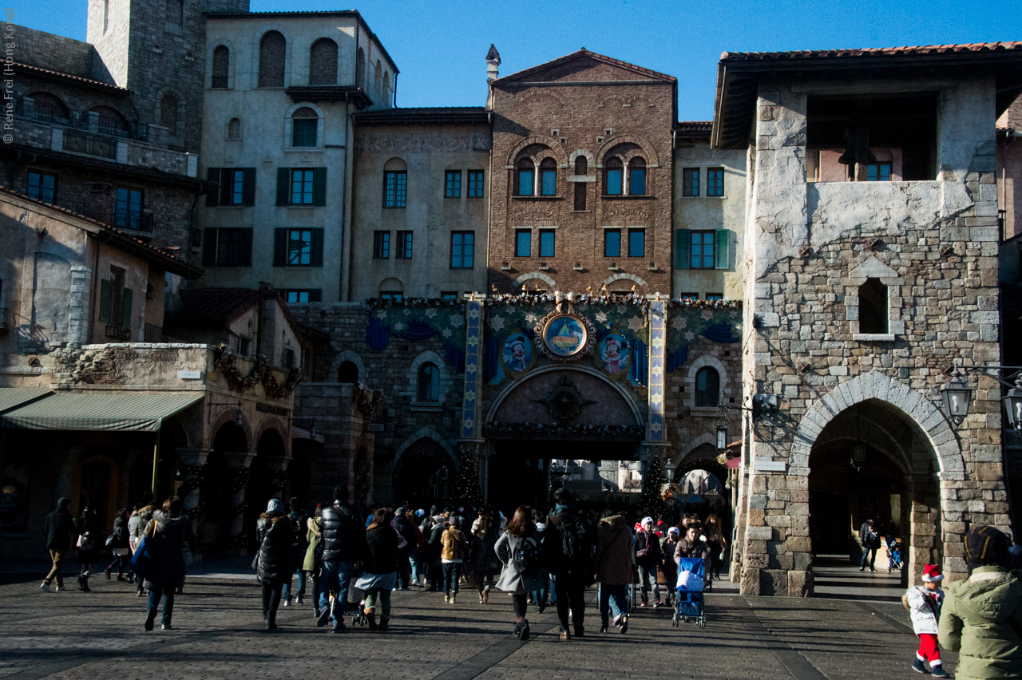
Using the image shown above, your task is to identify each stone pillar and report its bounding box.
[177,448,210,539]
[225,452,255,541]
[265,457,290,501]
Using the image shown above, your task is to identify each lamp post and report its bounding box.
[1003,375,1022,432]
[714,404,731,451]
[664,458,677,482]
[940,366,972,427]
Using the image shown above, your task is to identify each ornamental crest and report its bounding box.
[534,309,596,361]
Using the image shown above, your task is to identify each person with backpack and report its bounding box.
[471,508,497,603]
[255,498,295,630]
[441,515,469,603]
[495,506,543,640]
[594,510,632,634]
[141,496,194,631]
[40,497,76,592]
[105,508,131,582]
[355,507,399,631]
[545,490,594,639]
[317,485,365,632]
[635,517,662,608]
[392,506,418,591]
[530,509,550,612]
[76,506,100,592]
[282,497,308,607]
[426,513,448,592]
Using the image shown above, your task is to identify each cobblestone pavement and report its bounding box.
[0,565,958,680]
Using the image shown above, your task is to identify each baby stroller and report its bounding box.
[885,536,903,573]
[672,557,706,629]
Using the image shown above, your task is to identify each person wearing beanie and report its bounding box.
[903,564,947,677]
[255,498,295,630]
[635,517,662,608]
[939,526,1022,679]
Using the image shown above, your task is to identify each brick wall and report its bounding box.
[11,25,99,80]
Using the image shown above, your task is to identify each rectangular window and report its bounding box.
[467,170,484,198]
[216,228,243,267]
[287,229,312,266]
[203,228,252,267]
[679,292,698,301]
[682,168,699,197]
[606,168,622,195]
[381,292,403,302]
[451,231,474,269]
[238,338,250,356]
[292,118,317,147]
[604,229,621,257]
[628,229,645,258]
[630,167,646,195]
[396,230,413,259]
[515,230,531,257]
[539,229,555,258]
[286,290,311,303]
[690,231,716,269]
[27,171,56,203]
[705,294,723,301]
[541,167,557,196]
[445,170,461,198]
[219,168,245,205]
[518,169,534,196]
[384,171,407,208]
[115,188,144,230]
[373,231,390,259]
[574,182,586,210]
[707,168,724,197]
[291,169,314,205]
[441,291,460,300]
[867,162,892,182]
[283,348,295,370]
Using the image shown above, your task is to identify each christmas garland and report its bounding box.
[229,469,251,493]
[362,294,741,311]
[176,464,207,499]
[364,297,467,311]
[352,381,384,419]
[214,344,303,399]
[483,421,644,439]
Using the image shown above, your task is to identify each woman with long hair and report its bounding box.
[704,513,727,581]
[105,508,130,581]
[354,507,398,631]
[495,506,543,639]
[142,496,194,631]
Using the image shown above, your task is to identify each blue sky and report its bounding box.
[15,0,1022,120]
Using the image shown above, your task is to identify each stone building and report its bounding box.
[712,43,1021,595]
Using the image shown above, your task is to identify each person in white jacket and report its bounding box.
[903,563,946,677]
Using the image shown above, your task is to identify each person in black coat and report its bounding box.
[76,506,101,592]
[353,507,399,631]
[281,497,308,607]
[105,509,131,581]
[634,517,662,607]
[256,498,295,630]
[545,490,595,639]
[316,485,366,631]
[41,497,76,592]
[859,518,881,572]
[143,496,195,631]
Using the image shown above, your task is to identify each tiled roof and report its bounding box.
[721,41,1022,62]
[492,49,676,84]
[675,121,712,130]
[358,106,486,116]
[0,186,202,279]
[168,289,260,326]
[354,107,488,126]
[14,62,128,92]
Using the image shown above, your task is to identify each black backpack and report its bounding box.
[559,512,592,572]
[512,535,540,576]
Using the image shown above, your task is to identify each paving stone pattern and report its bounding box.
[0,571,958,680]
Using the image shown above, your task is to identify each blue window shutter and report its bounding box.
[715,229,730,270]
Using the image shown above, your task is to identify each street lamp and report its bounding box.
[940,366,972,427]
[714,404,730,451]
[1004,375,1022,432]
[664,459,677,481]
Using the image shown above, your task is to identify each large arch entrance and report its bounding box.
[393,437,457,508]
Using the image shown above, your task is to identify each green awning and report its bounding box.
[0,387,53,414]
[0,392,204,432]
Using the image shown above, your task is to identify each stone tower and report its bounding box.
[85,0,249,153]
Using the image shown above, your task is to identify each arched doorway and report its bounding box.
[672,443,730,529]
[248,429,286,544]
[393,438,456,508]
[807,398,940,595]
[202,422,248,546]
[79,457,113,531]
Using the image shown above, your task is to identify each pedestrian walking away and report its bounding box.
[441,515,468,603]
[939,525,1022,680]
[105,508,131,582]
[142,496,195,631]
[471,508,497,603]
[545,489,595,639]
[304,505,324,616]
[392,506,419,591]
[594,510,632,634]
[131,503,156,596]
[355,507,399,631]
[903,563,947,677]
[281,497,308,607]
[859,518,881,572]
[40,497,76,592]
[495,506,543,641]
[75,506,101,592]
[317,485,365,632]
[255,498,295,631]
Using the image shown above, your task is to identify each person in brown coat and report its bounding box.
[594,512,632,633]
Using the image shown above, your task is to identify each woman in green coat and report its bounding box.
[938,526,1022,680]
[304,506,324,616]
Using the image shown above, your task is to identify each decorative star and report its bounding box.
[490,315,504,331]
[376,310,388,319]
[650,394,662,406]
[525,313,537,324]
[403,308,411,316]
[425,308,437,318]
[628,316,646,333]
[393,321,404,331]
[450,315,464,328]
[465,390,476,401]
[652,336,665,349]
[651,422,662,433]
[442,329,452,338]
[467,335,478,346]
[672,316,687,330]
[617,305,626,314]
[701,309,713,320]
[684,331,695,341]
[596,311,608,323]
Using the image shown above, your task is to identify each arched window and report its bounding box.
[338,361,358,383]
[629,157,646,195]
[227,117,242,140]
[516,158,535,196]
[382,72,391,107]
[160,92,178,131]
[165,0,182,25]
[379,278,403,301]
[859,278,888,334]
[291,107,318,147]
[574,156,588,175]
[24,92,70,124]
[309,38,337,85]
[258,31,286,88]
[695,367,720,407]
[212,46,230,88]
[417,363,440,402]
[88,106,129,136]
[356,48,365,89]
[540,158,557,196]
[373,61,382,95]
[605,157,623,195]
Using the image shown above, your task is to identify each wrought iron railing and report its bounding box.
[62,129,117,159]
[106,324,131,341]
[144,323,165,343]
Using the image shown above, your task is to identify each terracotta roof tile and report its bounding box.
[14,62,128,92]
[721,42,1022,62]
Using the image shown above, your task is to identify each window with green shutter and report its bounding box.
[121,288,133,328]
[715,229,730,270]
[206,167,220,206]
[675,229,691,269]
[312,167,326,206]
[276,168,290,206]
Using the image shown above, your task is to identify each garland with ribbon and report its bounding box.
[214,344,303,399]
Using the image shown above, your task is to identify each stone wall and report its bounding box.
[12,25,100,80]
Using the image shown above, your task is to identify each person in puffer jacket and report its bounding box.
[904,564,947,677]
[255,498,295,631]
[939,526,1022,680]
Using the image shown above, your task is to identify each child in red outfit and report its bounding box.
[903,563,946,677]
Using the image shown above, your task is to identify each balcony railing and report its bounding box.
[113,207,154,233]
[105,324,131,341]
[15,101,149,142]
[44,198,155,235]
[144,323,165,343]
[62,129,117,159]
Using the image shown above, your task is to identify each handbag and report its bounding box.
[130,521,159,579]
